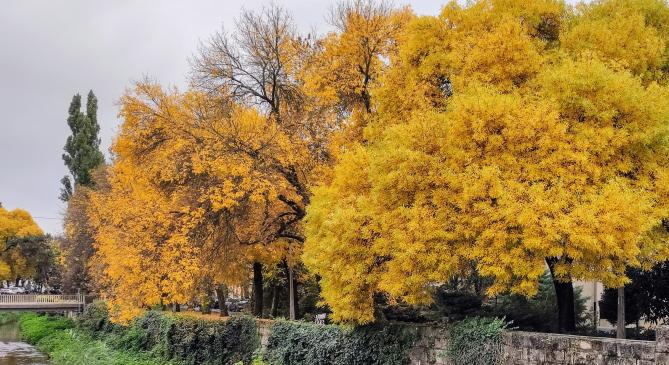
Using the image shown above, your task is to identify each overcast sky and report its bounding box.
[0,1,447,234]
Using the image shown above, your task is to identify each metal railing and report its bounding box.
[0,294,85,304]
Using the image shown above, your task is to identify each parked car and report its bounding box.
[0,287,25,294]
[225,299,249,312]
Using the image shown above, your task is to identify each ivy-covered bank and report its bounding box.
[16,303,509,365]
[265,320,421,364]
[19,303,260,365]
[18,313,172,365]
[16,303,424,364]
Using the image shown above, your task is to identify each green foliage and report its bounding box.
[264,320,419,365]
[77,302,259,365]
[484,273,588,332]
[4,234,62,289]
[165,315,259,365]
[432,289,484,321]
[19,313,74,344]
[36,329,173,365]
[60,90,105,201]
[447,317,508,365]
[77,301,121,335]
[0,312,19,325]
[600,261,669,326]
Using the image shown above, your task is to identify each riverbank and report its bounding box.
[17,313,174,365]
[0,313,50,364]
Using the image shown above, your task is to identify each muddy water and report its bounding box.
[0,320,50,365]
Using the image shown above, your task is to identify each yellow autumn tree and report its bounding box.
[84,1,417,322]
[304,0,669,332]
[301,0,413,146]
[0,205,43,279]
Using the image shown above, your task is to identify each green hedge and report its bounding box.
[264,320,420,365]
[166,314,259,364]
[78,302,259,365]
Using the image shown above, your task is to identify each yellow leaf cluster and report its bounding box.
[0,206,43,280]
[304,0,669,324]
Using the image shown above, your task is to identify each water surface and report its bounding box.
[0,320,50,365]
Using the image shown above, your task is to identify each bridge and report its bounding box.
[0,294,86,312]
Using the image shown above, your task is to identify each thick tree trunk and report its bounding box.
[617,286,626,339]
[547,258,576,333]
[253,262,264,317]
[172,303,180,312]
[216,284,229,317]
[270,285,279,318]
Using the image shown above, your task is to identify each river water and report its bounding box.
[0,321,50,365]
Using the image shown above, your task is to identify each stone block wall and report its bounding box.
[255,318,669,365]
[502,329,669,365]
[407,325,451,365]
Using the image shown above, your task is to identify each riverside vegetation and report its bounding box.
[12,302,507,365]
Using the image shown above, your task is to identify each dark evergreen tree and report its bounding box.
[600,261,669,326]
[60,90,104,201]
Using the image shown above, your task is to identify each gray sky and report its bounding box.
[0,1,444,234]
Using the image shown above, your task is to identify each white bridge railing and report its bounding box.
[0,294,85,304]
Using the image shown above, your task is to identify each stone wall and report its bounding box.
[502,328,669,365]
[407,325,451,365]
[254,318,669,365]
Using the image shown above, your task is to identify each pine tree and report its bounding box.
[60,90,104,201]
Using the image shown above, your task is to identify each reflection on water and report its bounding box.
[0,320,50,365]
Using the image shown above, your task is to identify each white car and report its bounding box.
[0,287,25,294]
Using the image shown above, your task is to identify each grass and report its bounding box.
[0,312,20,325]
[18,313,176,365]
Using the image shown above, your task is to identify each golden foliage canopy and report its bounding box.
[0,206,43,279]
[304,0,669,324]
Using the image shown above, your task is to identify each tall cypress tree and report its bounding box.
[60,90,104,201]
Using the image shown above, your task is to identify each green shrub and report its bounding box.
[78,301,121,336]
[265,320,420,365]
[77,304,259,365]
[19,313,74,344]
[166,315,259,365]
[433,289,484,321]
[484,272,588,332]
[446,317,508,365]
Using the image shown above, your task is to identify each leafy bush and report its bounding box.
[447,317,508,365]
[166,315,259,365]
[19,313,74,344]
[265,320,419,365]
[78,303,259,365]
[484,273,588,332]
[78,301,122,335]
[432,289,484,321]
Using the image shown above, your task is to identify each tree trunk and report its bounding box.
[547,258,576,333]
[172,303,180,312]
[270,285,279,318]
[253,262,264,317]
[617,286,626,339]
[288,266,297,320]
[216,284,229,317]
